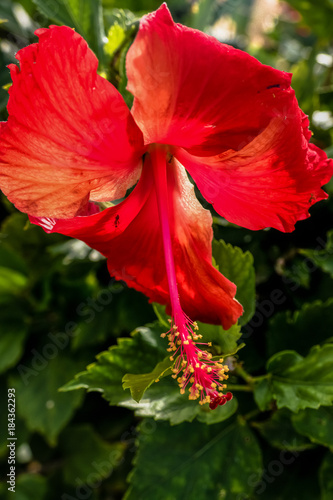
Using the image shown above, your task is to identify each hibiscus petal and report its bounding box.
[0,26,144,218]
[126,3,292,154]
[30,155,242,329]
[176,102,333,232]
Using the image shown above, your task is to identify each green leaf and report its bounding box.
[153,303,244,356]
[254,344,333,412]
[14,474,48,500]
[253,378,273,411]
[299,229,333,278]
[198,322,244,357]
[252,409,314,451]
[125,418,262,500]
[0,244,28,275]
[0,267,27,296]
[292,406,333,449]
[10,354,86,446]
[60,323,167,405]
[212,239,255,325]
[0,311,27,374]
[284,0,333,40]
[266,299,333,357]
[122,356,174,403]
[104,22,126,56]
[152,303,170,328]
[320,452,333,500]
[103,0,161,11]
[118,377,238,426]
[32,0,105,63]
[61,322,237,425]
[60,424,125,485]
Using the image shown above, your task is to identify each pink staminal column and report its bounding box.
[150,144,232,409]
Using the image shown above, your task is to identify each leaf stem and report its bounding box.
[234,365,254,385]
[227,384,253,392]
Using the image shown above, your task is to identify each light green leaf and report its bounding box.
[61,322,237,425]
[10,354,86,446]
[198,322,244,357]
[119,377,237,426]
[123,356,174,403]
[152,303,170,328]
[0,267,27,296]
[32,0,105,63]
[60,323,168,405]
[125,418,262,500]
[213,239,255,325]
[60,424,125,485]
[266,299,333,357]
[254,344,333,412]
[320,452,333,500]
[292,406,333,449]
[104,22,126,55]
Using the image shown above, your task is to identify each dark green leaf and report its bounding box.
[266,299,333,357]
[0,311,27,374]
[254,344,333,412]
[213,239,255,325]
[60,424,125,485]
[60,323,167,405]
[14,474,48,500]
[125,418,262,500]
[319,452,333,500]
[284,0,333,40]
[253,378,273,412]
[10,353,86,446]
[292,406,333,449]
[299,229,333,278]
[32,0,105,63]
[103,0,161,11]
[252,409,314,451]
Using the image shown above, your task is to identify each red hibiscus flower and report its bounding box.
[0,4,332,407]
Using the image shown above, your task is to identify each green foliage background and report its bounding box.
[0,0,333,499]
